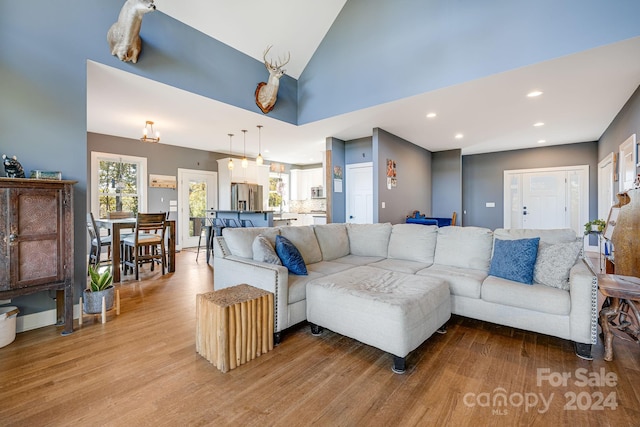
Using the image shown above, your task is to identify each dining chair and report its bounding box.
[122,213,167,280]
[107,211,134,219]
[87,212,112,271]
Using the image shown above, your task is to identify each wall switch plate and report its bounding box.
[381,202,386,208]
[486,202,495,208]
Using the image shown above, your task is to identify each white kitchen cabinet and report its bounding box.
[290,167,323,200]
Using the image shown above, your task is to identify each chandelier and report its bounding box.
[141,120,160,143]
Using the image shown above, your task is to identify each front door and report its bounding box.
[178,169,217,248]
[503,165,588,236]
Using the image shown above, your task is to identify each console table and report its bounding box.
[598,274,640,361]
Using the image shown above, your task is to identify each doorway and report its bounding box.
[346,162,373,224]
[178,169,217,248]
[503,165,589,237]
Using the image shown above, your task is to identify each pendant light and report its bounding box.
[227,133,234,170]
[241,129,248,168]
[256,125,264,165]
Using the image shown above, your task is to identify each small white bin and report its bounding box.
[0,306,19,348]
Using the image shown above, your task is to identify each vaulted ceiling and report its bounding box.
[87,2,640,165]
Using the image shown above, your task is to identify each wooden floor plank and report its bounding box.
[0,250,638,426]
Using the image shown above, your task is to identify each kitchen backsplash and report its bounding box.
[289,198,326,213]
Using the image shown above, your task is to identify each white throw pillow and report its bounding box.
[347,223,392,257]
[533,240,582,290]
[252,235,282,265]
[388,223,437,264]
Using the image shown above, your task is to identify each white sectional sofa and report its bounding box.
[212,223,598,366]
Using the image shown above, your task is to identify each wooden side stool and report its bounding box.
[196,284,274,372]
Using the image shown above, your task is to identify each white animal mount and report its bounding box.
[107,0,156,63]
[255,46,290,114]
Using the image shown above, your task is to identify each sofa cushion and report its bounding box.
[347,223,392,257]
[223,227,279,258]
[533,240,582,290]
[288,270,325,304]
[275,235,308,275]
[279,226,323,264]
[482,275,570,315]
[252,235,281,265]
[417,264,487,299]
[306,261,354,275]
[493,228,577,245]
[369,258,431,274]
[333,254,385,266]
[313,223,350,261]
[388,223,437,264]
[433,226,494,271]
[489,237,540,285]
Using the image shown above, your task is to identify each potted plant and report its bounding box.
[83,266,114,314]
[584,219,606,235]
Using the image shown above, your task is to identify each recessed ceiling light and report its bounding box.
[533,122,545,127]
[455,133,464,139]
[527,91,543,97]
[426,112,437,118]
[537,139,546,144]
[264,149,270,153]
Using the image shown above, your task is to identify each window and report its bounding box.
[90,152,147,218]
[268,172,289,212]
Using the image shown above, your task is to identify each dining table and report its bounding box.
[94,217,176,282]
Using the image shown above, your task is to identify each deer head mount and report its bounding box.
[255,46,290,114]
[107,0,156,63]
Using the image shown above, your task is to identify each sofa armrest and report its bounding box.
[569,258,598,345]
[213,252,290,333]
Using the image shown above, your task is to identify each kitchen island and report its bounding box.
[207,210,275,227]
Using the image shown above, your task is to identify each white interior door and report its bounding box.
[504,165,588,236]
[598,153,615,220]
[346,163,373,224]
[178,169,217,248]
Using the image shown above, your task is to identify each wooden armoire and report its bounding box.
[0,178,75,335]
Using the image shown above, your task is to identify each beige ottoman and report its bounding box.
[306,266,450,373]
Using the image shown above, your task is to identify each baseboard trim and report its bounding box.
[16,304,81,333]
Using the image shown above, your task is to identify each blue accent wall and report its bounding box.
[298,0,640,124]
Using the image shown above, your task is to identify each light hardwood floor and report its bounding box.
[0,251,638,426]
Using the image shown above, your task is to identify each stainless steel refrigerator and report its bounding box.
[231,183,263,211]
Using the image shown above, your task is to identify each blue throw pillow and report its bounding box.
[275,235,308,275]
[489,237,540,285]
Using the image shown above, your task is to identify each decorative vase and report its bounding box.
[83,286,115,314]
